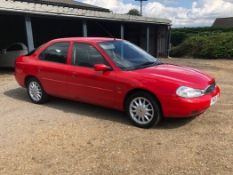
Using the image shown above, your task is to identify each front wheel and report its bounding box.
[126,92,162,128]
[26,78,48,104]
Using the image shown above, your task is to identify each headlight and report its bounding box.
[176,86,204,98]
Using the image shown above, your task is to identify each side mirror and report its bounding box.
[94,64,111,72]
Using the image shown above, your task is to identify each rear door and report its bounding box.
[37,42,75,98]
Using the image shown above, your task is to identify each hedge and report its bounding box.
[170,28,233,59]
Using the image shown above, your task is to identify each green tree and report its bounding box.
[127,9,141,16]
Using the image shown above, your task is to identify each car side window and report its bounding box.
[72,43,108,67]
[39,42,69,64]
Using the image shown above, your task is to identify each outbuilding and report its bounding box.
[212,17,233,28]
[0,0,171,58]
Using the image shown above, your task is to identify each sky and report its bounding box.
[79,0,233,27]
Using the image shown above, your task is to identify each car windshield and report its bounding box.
[99,40,160,70]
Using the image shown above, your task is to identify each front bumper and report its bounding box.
[162,86,220,118]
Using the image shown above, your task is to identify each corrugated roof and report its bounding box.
[212,17,233,28]
[13,0,110,12]
[0,0,171,25]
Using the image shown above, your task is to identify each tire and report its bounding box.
[125,91,162,128]
[26,78,48,104]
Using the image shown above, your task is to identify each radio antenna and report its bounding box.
[135,0,148,15]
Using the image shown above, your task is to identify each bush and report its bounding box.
[170,30,233,59]
[171,31,189,46]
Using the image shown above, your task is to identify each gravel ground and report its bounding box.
[0,58,232,175]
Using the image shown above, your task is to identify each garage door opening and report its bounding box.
[0,14,27,68]
[0,14,27,50]
[87,20,121,38]
[31,16,83,47]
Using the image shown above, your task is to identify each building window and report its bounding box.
[39,42,69,64]
[72,43,108,67]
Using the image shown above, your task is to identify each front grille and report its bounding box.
[205,83,216,94]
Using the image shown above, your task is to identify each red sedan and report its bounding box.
[15,37,220,128]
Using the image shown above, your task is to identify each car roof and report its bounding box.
[50,37,121,43]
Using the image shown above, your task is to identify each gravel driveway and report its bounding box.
[0,58,232,175]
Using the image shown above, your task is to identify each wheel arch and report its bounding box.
[24,75,49,104]
[24,75,40,87]
[123,88,163,116]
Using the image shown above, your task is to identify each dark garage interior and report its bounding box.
[0,0,171,68]
[31,16,83,47]
[0,13,166,57]
[87,20,121,38]
[0,14,27,49]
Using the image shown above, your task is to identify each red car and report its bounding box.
[15,37,220,128]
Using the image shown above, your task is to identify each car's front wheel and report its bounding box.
[26,78,48,104]
[126,91,162,128]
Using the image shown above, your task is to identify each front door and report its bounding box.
[69,42,118,108]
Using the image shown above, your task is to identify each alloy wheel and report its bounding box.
[28,81,42,102]
[129,97,154,125]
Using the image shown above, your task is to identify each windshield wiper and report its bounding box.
[124,61,161,71]
[139,61,156,67]
[134,61,161,69]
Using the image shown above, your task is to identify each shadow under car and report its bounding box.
[4,88,196,129]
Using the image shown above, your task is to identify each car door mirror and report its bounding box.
[94,64,111,72]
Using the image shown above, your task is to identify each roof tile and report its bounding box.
[13,0,110,12]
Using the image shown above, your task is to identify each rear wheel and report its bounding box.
[26,78,48,104]
[126,91,161,128]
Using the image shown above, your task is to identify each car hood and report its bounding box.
[133,64,214,89]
